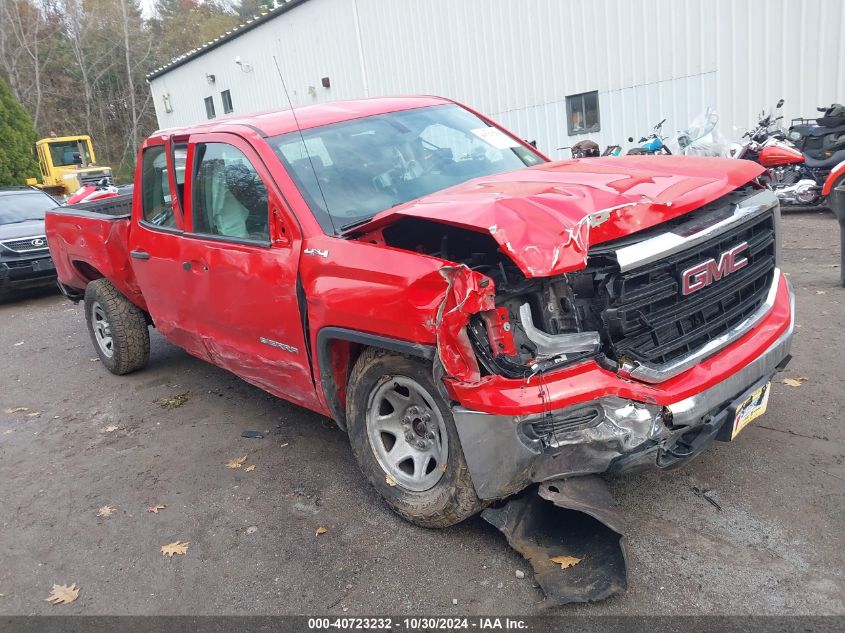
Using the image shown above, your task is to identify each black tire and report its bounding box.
[346,348,484,528]
[84,278,150,375]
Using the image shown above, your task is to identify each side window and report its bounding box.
[191,143,269,242]
[141,145,176,227]
[204,96,216,119]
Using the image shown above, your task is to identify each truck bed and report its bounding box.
[60,192,134,218]
[45,193,144,307]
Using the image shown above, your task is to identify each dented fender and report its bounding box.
[434,265,497,383]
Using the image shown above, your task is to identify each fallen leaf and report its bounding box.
[89,358,100,362]
[45,583,79,605]
[385,474,397,486]
[146,504,166,513]
[13,341,24,347]
[244,464,256,473]
[782,378,805,387]
[101,425,119,433]
[816,290,826,295]
[226,455,247,469]
[550,555,582,569]
[26,412,41,418]
[6,407,28,413]
[439,463,448,473]
[155,392,190,409]
[315,527,328,536]
[160,541,189,557]
[97,505,115,518]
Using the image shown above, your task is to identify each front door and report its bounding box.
[180,133,317,409]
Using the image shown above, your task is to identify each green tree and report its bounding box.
[0,76,39,186]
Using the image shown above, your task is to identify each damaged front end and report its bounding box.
[369,187,791,504]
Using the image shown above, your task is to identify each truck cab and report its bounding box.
[27,135,113,197]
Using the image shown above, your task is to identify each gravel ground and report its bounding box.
[0,210,843,616]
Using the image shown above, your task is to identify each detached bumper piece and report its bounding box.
[482,476,626,606]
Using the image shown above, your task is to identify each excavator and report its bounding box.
[26,134,113,198]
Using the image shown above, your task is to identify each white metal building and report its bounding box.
[147,0,845,158]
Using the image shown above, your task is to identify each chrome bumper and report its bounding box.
[453,285,795,500]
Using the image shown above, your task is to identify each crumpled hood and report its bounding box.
[359,156,764,277]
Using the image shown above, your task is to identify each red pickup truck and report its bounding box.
[46,96,794,528]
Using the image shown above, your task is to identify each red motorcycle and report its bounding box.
[733,100,845,208]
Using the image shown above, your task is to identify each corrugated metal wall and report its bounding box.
[150,0,844,158]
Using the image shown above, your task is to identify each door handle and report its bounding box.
[130,250,150,260]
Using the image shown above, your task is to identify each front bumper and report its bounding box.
[452,276,795,500]
[0,253,57,292]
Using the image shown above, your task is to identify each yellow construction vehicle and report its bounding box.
[26,135,113,197]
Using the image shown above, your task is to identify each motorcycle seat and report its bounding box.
[804,149,845,168]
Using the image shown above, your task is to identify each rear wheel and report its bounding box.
[84,279,150,375]
[346,348,484,527]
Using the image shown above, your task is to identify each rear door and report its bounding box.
[180,133,317,408]
[128,139,211,360]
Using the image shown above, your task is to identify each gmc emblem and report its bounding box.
[681,242,749,296]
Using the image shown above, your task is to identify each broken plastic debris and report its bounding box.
[240,430,265,439]
[482,476,627,605]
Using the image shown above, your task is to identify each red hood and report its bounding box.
[359,156,764,277]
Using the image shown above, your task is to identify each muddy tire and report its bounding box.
[84,279,150,375]
[346,348,484,528]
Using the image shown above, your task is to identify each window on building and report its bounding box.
[191,143,269,242]
[221,90,234,114]
[566,91,600,135]
[204,96,216,120]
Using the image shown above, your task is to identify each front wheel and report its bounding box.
[84,279,150,375]
[346,348,484,527]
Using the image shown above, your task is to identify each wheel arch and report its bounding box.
[316,327,436,431]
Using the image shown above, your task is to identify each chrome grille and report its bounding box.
[583,188,780,382]
[1,236,49,254]
[78,171,110,186]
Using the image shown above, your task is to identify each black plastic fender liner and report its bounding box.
[482,475,627,606]
[316,327,436,430]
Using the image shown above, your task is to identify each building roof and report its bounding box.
[146,0,313,82]
[153,96,452,137]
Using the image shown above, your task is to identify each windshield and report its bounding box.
[0,192,57,224]
[269,104,544,234]
[49,140,92,167]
